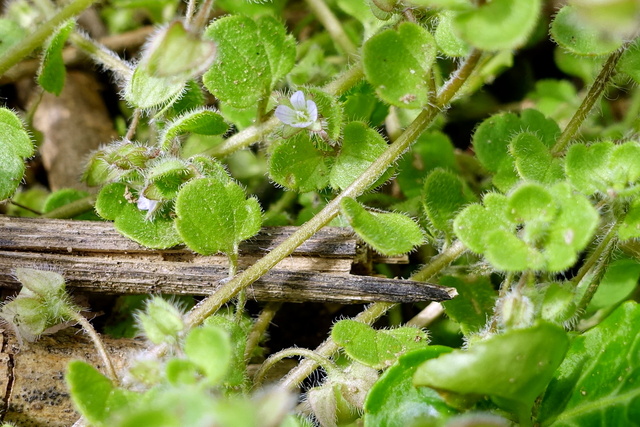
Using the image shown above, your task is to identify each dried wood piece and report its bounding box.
[0,328,143,427]
[0,217,454,303]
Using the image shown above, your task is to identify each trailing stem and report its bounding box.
[253,348,342,388]
[551,45,627,156]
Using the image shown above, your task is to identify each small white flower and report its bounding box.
[275,91,318,128]
[137,195,159,212]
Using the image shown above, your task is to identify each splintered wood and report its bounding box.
[0,217,453,304]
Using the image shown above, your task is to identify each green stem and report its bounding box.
[125,109,142,141]
[575,223,619,316]
[181,49,481,332]
[244,302,282,362]
[0,0,99,77]
[41,195,96,219]
[68,310,120,385]
[254,347,341,388]
[68,31,132,80]
[9,200,42,216]
[304,0,358,58]
[208,63,364,158]
[551,46,627,156]
[279,238,469,390]
[191,0,214,33]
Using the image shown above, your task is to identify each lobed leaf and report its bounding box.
[551,5,624,56]
[422,169,476,236]
[440,275,496,335]
[66,361,114,425]
[340,198,425,256]
[184,324,233,385]
[268,133,331,192]
[0,108,35,201]
[363,22,437,108]
[174,177,262,255]
[256,15,296,87]
[452,0,541,51]
[331,319,429,369]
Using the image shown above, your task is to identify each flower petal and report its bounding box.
[275,105,297,125]
[290,90,306,110]
[306,100,318,122]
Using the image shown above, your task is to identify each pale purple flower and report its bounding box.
[137,195,159,212]
[275,91,318,128]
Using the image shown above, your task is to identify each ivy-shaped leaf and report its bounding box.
[0,18,26,56]
[256,15,296,87]
[454,182,599,272]
[363,347,457,427]
[331,319,429,369]
[510,132,564,184]
[422,169,476,236]
[66,361,114,425]
[202,16,273,108]
[146,21,216,80]
[124,65,186,110]
[618,38,640,85]
[95,183,182,249]
[435,11,471,57]
[589,258,640,312]
[565,140,640,197]
[0,108,35,201]
[452,0,541,51]
[397,131,458,198]
[473,109,561,192]
[363,22,437,109]
[414,322,569,423]
[184,324,233,385]
[268,132,332,192]
[538,302,640,426]
[330,122,391,191]
[174,177,262,255]
[551,5,624,56]
[619,198,640,241]
[440,275,497,335]
[37,20,74,95]
[340,197,424,256]
[160,108,228,150]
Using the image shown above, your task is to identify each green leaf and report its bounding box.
[256,15,296,87]
[397,131,458,198]
[161,108,228,149]
[620,198,640,241]
[332,319,429,369]
[363,22,437,108]
[473,109,560,192]
[136,297,185,345]
[202,15,272,108]
[452,0,541,51]
[205,312,252,387]
[330,122,390,191]
[538,302,640,426]
[453,192,512,254]
[415,322,569,421]
[341,198,424,256]
[341,81,389,127]
[305,87,344,143]
[124,64,186,110]
[551,5,624,56]
[0,108,35,201]
[95,183,182,249]
[555,48,603,83]
[364,347,457,426]
[510,132,564,184]
[0,18,26,57]
[422,169,475,236]
[146,21,216,80]
[66,360,114,424]
[435,11,471,57]
[143,157,193,200]
[37,20,74,95]
[43,188,99,220]
[174,177,262,255]
[184,324,233,385]
[618,38,640,85]
[589,258,640,312]
[441,275,497,335]
[268,133,331,192]
[566,141,640,196]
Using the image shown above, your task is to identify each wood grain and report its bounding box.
[0,217,453,303]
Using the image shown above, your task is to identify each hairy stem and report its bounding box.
[181,49,481,333]
[254,348,341,388]
[244,302,282,362]
[551,46,627,156]
[304,0,358,57]
[68,310,120,385]
[575,223,619,316]
[41,195,97,219]
[279,238,469,390]
[68,31,132,80]
[0,0,99,76]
